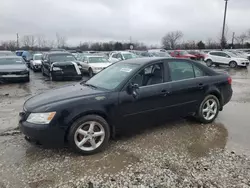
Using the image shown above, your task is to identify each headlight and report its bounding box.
[26,112,56,124]
[53,67,62,71]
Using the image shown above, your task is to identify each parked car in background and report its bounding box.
[30,54,43,72]
[148,49,167,53]
[204,51,249,68]
[19,57,232,155]
[41,52,83,81]
[0,56,29,82]
[189,51,207,61]
[79,55,111,77]
[16,51,32,67]
[148,52,171,57]
[170,50,196,59]
[109,51,137,63]
[0,51,15,56]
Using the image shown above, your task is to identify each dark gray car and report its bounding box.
[0,56,30,83]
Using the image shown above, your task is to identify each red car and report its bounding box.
[170,50,196,60]
[189,51,207,61]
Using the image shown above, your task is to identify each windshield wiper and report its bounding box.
[84,83,98,89]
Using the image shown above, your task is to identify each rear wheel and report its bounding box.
[68,115,110,155]
[197,95,220,123]
[206,60,213,67]
[229,61,237,68]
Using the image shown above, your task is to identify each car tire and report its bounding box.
[196,95,220,124]
[89,68,93,77]
[229,61,237,68]
[42,66,46,76]
[68,115,110,155]
[49,72,56,81]
[206,60,213,67]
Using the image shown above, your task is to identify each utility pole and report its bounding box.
[221,0,229,50]
[16,33,19,49]
[231,32,235,48]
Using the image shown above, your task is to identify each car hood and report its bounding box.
[24,83,105,112]
[32,60,42,64]
[89,62,112,68]
[0,64,27,72]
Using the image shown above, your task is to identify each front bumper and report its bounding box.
[52,71,82,80]
[0,74,29,82]
[19,118,65,147]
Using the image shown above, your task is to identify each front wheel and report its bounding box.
[229,61,237,68]
[88,68,93,77]
[68,115,110,155]
[197,95,220,123]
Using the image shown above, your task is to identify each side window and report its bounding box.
[220,52,229,58]
[117,53,122,60]
[210,52,219,56]
[193,65,206,77]
[168,61,195,81]
[112,53,117,58]
[130,63,164,87]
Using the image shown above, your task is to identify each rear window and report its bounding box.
[49,54,76,62]
[0,58,24,65]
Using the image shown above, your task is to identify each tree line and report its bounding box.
[1,29,250,51]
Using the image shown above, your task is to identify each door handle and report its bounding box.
[198,83,204,89]
[161,89,171,96]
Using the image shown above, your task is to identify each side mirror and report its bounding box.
[127,83,139,98]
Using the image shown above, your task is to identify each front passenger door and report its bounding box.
[118,62,171,129]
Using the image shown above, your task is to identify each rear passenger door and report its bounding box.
[166,59,207,116]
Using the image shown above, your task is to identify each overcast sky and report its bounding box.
[0,0,249,45]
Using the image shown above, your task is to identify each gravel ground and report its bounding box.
[0,66,250,188]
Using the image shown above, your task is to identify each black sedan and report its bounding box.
[19,58,232,155]
[41,52,83,81]
[0,56,29,82]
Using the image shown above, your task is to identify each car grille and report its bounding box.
[61,65,77,75]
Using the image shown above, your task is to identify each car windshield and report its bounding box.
[122,53,137,60]
[50,54,76,62]
[0,58,25,65]
[179,51,189,55]
[84,62,139,90]
[33,54,42,60]
[88,57,109,63]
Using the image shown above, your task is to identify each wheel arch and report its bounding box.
[64,110,115,143]
[205,88,223,110]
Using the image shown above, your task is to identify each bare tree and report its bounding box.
[161,31,183,49]
[37,35,47,48]
[56,33,67,48]
[21,35,36,47]
[1,40,17,50]
[236,33,248,46]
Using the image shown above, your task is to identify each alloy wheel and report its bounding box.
[202,99,218,121]
[229,61,237,68]
[206,60,213,67]
[74,121,105,151]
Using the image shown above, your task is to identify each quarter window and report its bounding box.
[168,61,195,81]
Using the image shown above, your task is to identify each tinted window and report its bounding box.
[49,54,76,62]
[168,61,194,81]
[210,52,220,56]
[131,63,163,87]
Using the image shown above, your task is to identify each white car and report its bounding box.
[30,54,43,71]
[79,55,112,77]
[109,51,137,63]
[204,51,249,68]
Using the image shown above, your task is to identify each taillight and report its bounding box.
[228,77,232,85]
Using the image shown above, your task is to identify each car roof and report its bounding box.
[47,52,72,55]
[0,56,22,59]
[117,57,173,65]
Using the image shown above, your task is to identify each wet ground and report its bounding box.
[0,66,250,187]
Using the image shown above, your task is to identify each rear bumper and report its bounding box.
[222,87,233,107]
